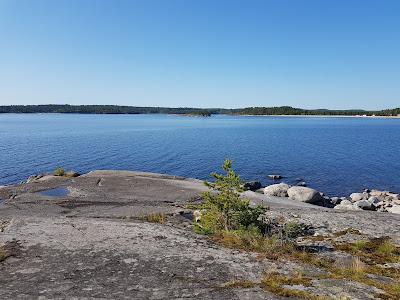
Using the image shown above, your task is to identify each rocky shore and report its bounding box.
[255,181,400,214]
[0,170,399,299]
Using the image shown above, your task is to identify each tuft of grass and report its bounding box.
[352,240,368,251]
[140,213,166,224]
[377,240,398,257]
[282,221,312,240]
[0,247,9,262]
[53,167,66,176]
[212,228,299,260]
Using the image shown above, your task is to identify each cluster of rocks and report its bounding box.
[261,182,400,214]
[334,189,400,214]
[263,183,332,207]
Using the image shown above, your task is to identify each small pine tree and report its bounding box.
[198,159,268,232]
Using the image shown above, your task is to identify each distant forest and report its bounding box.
[0,104,399,116]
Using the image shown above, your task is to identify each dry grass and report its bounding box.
[212,230,298,260]
[313,253,400,299]
[198,216,400,299]
[334,237,400,265]
[213,230,400,299]
[223,273,330,299]
[377,240,398,256]
[0,242,19,263]
[333,228,362,237]
[261,272,328,300]
[140,213,167,224]
[0,247,9,262]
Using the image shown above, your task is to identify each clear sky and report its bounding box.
[0,0,399,109]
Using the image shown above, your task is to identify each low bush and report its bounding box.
[53,167,66,176]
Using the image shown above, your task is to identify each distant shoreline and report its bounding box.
[1,112,400,119]
[1,104,399,117]
[237,114,400,119]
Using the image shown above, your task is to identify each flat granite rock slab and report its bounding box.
[0,216,281,299]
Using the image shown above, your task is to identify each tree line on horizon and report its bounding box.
[0,104,399,116]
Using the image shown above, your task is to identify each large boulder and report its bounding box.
[287,186,323,204]
[264,183,290,197]
[353,200,373,210]
[243,181,262,191]
[350,193,368,202]
[367,196,382,209]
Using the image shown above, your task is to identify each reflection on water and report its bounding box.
[39,187,70,198]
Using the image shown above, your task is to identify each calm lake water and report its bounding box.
[0,114,399,196]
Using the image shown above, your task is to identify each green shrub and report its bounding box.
[53,167,65,176]
[197,159,268,233]
[282,220,312,240]
[193,207,225,234]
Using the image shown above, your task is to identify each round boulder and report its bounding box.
[287,186,323,204]
[264,183,290,197]
[350,193,368,202]
[353,200,373,210]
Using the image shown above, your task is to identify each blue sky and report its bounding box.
[0,0,399,109]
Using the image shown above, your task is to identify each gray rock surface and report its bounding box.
[387,205,400,214]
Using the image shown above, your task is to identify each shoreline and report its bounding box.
[1,169,399,199]
[234,114,400,119]
[2,169,398,213]
[1,112,399,119]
